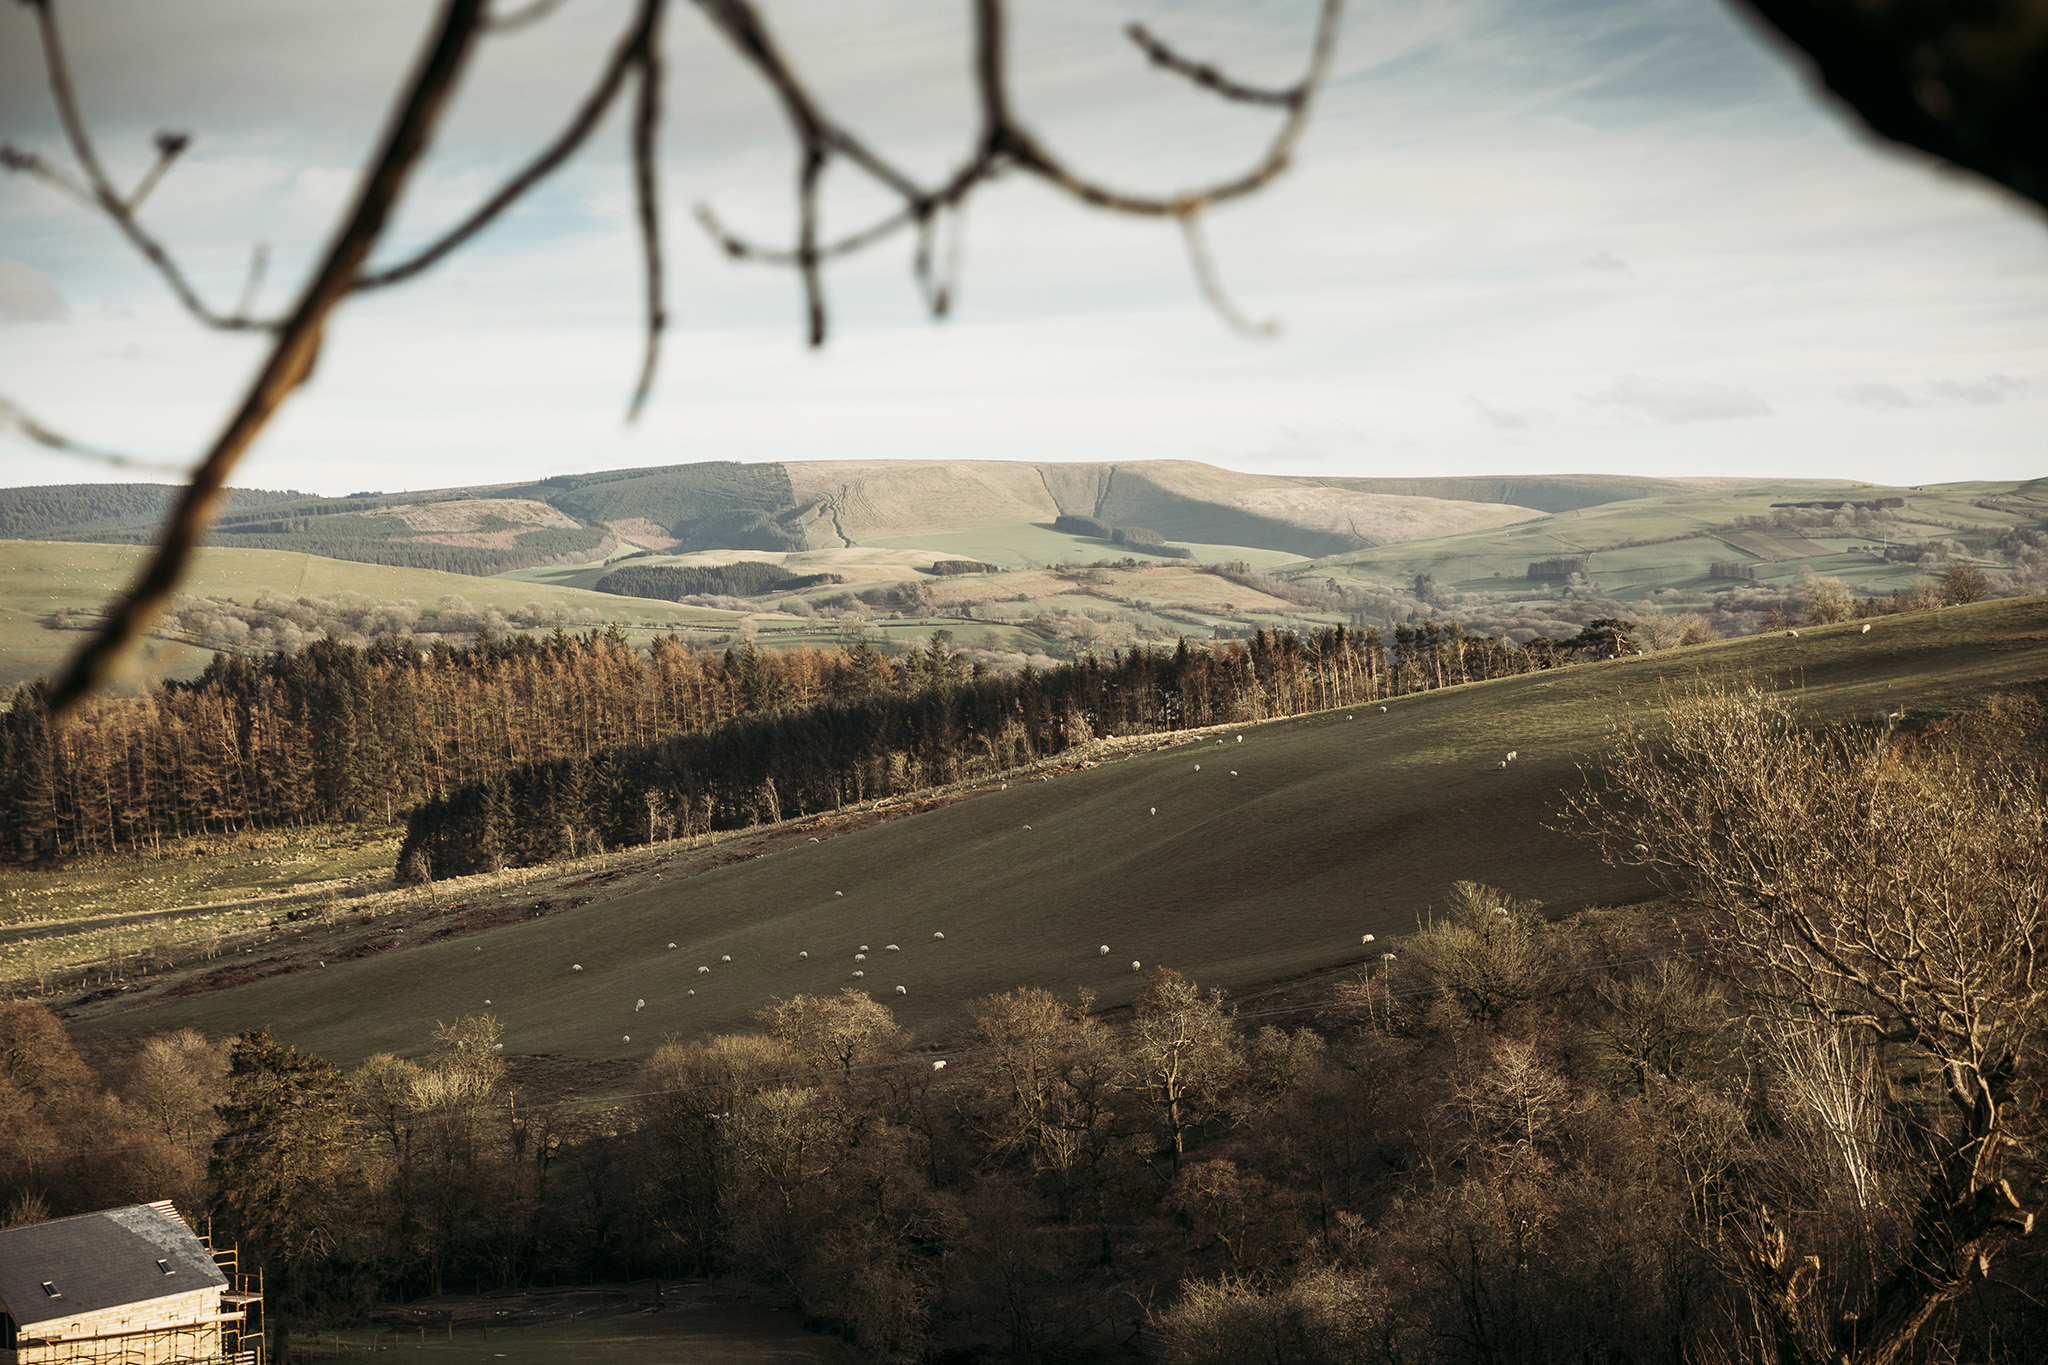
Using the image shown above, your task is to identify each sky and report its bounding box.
[1,0,2045,496]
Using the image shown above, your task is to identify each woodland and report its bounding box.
[2,687,2042,1365]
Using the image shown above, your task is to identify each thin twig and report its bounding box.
[23,0,278,332]
[1179,213,1277,338]
[0,394,191,476]
[1125,22,1304,108]
[47,0,493,717]
[626,1,668,421]
[125,131,190,212]
[355,0,661,293]
[0,143,99,210]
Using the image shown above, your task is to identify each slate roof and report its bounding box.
[0,1203,226,1329]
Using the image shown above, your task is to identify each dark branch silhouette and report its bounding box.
[5,0,1345,716]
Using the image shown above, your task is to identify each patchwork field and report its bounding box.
[67,595,2048,1066]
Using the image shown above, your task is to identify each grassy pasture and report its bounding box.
[74,596,2048,1065]
[0,542,744,688]
[1314,480,2036,601]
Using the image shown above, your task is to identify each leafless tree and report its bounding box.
[1,0,1344,716]
[1566,681,2046,1365]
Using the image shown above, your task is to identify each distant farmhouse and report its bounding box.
[0,1201,263,1364]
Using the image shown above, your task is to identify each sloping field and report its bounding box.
[77,597,2048,1064]
[0,541,742,688]
[1307,480,2039,599]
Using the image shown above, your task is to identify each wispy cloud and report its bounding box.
[1928,374,2030,406]
[1843,382,1921,410]
[1586,375,1773,424]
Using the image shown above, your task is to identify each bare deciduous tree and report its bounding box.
[1567,681,2046,1365]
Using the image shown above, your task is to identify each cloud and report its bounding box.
[0,259,67,323]
[1843,382,1921,410]
[1928,374,2030,406]
[1581,250,1631,274]
[1585,375,1773,424]
[1471,398,1534,429]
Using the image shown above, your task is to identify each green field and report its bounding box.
[0,541,745,688]
[75,596,2048,1065]
[1304,479,2041,600]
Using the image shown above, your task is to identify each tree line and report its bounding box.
[2,619,1601,870]
[6,689,2043,1363]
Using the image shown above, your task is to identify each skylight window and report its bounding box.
[40,1281,60,1297]
[157,1259,175,1274]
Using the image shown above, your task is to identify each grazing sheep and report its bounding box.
[484,999,490,1004]
[1194,764,1200,771]
[1380,952,1398,961]
[1150,807,1156,815]
[1023,824,1032,830]
[886,944,900,952]
[1361,934,1375,944]
[852,970,865,978]
[1236,735,1243,742]
[855,953,867,962]
[1131,961,1142,971]
[896,985,907,995]
[688,989,695,996]
[1861,623,1872,634]
[667,942,677,949]
[1786,629,1799,638]
[1100,945,1111,955]
[1633,843,1649,855]
[860,944,869,951]
[1498,761,1507,770]
[933,931,945,939]
[635,999,645,1011]
[835,891,844,897]
[1230,770,1237,776]
[494,1043,503,1051]
[624,1036,631,1043]
[799,951,808,959]
[1506,751,1517,761]
[720,954,732,962]
[809,837,818,842]
[1347,714,1354,719]
[932,1060,947,1071]
[318,961,325,968]
[1380,705,1387,712]
[698,965,711,974]
[572,964,583,972]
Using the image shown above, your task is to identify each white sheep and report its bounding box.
[1150,807,1156,815]
[1380,705,1387,712]
[1237,735,1243,742]
[886,944,900,952]
[1193,764,1200,771]
[852,970,865,978]
[1498,761,1507,770]
[1023,824,1032,830]
[1361,934,1374,944]
[688,989,695,996]
[1380,951,1398,961]
[933,931,945,939]
[1131,960,1142,971]
[1230,771,1237,776]
[1506,751,1517,761]
[720,954,732,963]
[1100,945,1110,955]
[835,890,844,897]
[860,944,869,951]
[698,965,710,974]
[798,950,809,959]
[1786,629,1800,638]
[855,953,866,961]
[485,999,491,1004]
[666,942,676,949]
[896,985,907,995]
[624,1035,631,1042]
[1347,714,1354,719]
[572,964,583,972]
[932,1059,947,1070]
[1861,623,1871,634]
[635,999,645,1011]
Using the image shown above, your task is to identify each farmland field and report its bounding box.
[68,594,2048,1065]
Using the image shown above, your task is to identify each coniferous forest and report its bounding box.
[0,621,1600,870]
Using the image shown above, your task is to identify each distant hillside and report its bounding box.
[8,463,1738,575]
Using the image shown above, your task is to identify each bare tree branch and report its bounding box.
[627,0,669,421]
[485,0,570,34]
[689,0,1343,342]
[1179,213,1277,339]
[45,0,494,716]
[15,0,279,332]
[354,0,662,293]
[1124,21,1305,108]
[0,394,190,476]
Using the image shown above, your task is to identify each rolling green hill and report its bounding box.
[0,540,745,688]
[74,595,2048,1064]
